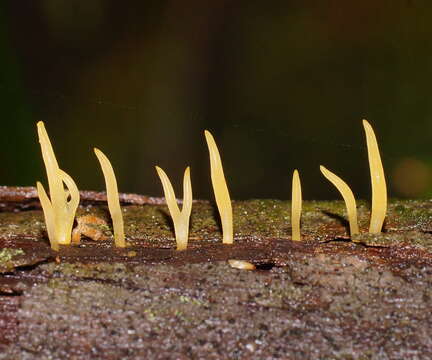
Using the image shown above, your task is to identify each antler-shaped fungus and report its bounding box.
[36,121,80,251]
[155,166,192,250]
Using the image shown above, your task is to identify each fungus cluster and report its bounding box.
[319,119,387,236]
[37,122,80,251]
[155,166,192,251]
[35,119,387,252]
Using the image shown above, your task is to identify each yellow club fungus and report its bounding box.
[320,166,359,235]
[94,148,126,248]
[291,169,302,241]
[36,121,80,251]
[204,130,233,244]
[363,119,387,233]
[155,166,193,251]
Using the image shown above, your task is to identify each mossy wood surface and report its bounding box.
[0,187,432,359]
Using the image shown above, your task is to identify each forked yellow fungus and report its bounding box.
[94,148,126,248]
[363,120,387,233]
[320,165,359,235]
[291,169,302,241]
[155,166,192,251]
[36,121,80,251]
[204,130,233,244]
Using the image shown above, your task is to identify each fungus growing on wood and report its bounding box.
[291,169,302,241]
[155,166,192,250]
[204,130,233,244]
[363,120,387,233]
[36,121,80,251]
[320,165,359,235]
[94,148,126,247]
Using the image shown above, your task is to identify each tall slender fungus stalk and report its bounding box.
[94,148,126,247]
[204,130,233,244]
[363,120,387,233]
[155,166,192,250]
[320,166,359,235]
[291,169,302,241]
[36,121,80,251]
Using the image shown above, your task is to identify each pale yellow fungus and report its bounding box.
[291,169,302,241]
[363,119,387,233]
[320,165,359,235]
[36,181,56,250]
[37,121,80,251]
[155,166,192,251]
[94,148,126,247]
[204,130,233,244]
[228,259,256,270]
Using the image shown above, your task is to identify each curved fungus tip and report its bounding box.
[320,165,359,236]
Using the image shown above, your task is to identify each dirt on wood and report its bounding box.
[0,186,431,359]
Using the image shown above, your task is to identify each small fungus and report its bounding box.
[363,120,387,233]
[228,259,256,270]
[204,130,233,244]
[291,169,302,241]
[155,166,192,251]
[320,165,359,235]
[94,148,126,247]
[36,121,80,251]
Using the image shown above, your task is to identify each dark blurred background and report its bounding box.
[0,1,431,200]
